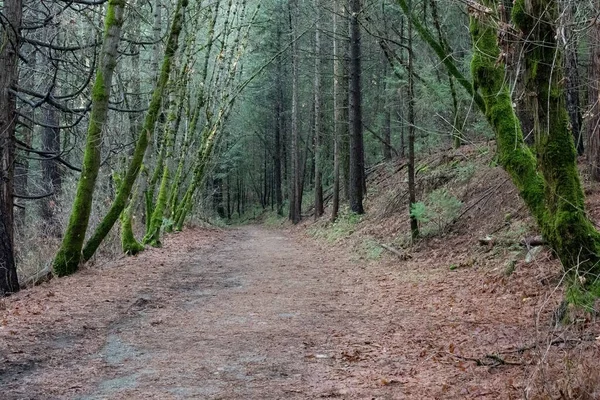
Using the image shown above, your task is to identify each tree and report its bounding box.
[587,0,600,180]
[51,0,127,276]
[331,0,343,222]
[559,0,583,155]
[407,0,419,239]
[469,0,600,300]
[0,0,22,295]
[274,23,284,216]
[313,0,324,219]
[348,0,365,214]
[288,0,302,224]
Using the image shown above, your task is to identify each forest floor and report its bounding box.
[3,223,599,399]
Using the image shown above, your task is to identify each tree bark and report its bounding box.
[288,0,301,224]
[560,0,583,155]
[41,106,62,237]
[348,0,364,214]
[407,0,419,239]
[331,0,342,221]
[0,0,22,295]
[313,0,324,219]
[274,23,284,215]
[587,1,600,180]
[52,0,126,276]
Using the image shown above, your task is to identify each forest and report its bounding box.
[2,0,600,397]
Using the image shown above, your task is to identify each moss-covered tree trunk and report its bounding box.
[117,173,144,255]
[52,0,126,276]
[143,166,169,247]
[81,0,188,262]
[469,0,600,301]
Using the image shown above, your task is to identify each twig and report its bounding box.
[21,265,53,288]
[449,352,522,367]
[380,244,412,260]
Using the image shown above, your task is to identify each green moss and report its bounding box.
[511,0,528,30]
[121,209,144,255]
[91,71,107,102]
[119,174,144,255]
[566,280,600,312]
[143,166,169,247]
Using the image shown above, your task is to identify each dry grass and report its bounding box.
[13,176,136,283]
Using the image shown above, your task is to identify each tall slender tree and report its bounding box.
[587,0,600,180]
[407,0,418,239]
[348,0,364,214]
[0,0,23,295]
[52,0,127,276]
[313,0,324,219]
[288,0,302,223]
[331,0,343,221]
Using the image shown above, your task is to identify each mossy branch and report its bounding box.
[395,0,485,113]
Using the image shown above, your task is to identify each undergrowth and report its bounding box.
[410,188,462,237]
[308,207,362,243]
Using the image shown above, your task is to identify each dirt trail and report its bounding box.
[1,226,545,399]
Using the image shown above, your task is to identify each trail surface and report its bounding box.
[1,226,539,399]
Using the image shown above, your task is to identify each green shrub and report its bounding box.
[411,188,462,236]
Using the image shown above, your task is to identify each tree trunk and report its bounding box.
[332,0,342,221]
[82,0,187,262]
[348,0,364,214]
[152,0,162,76]
[0,0,22,295]
[560,0,583,155]
[41,107,62,237]
[313,0,324,219]
[340,5,350,202]
[587,1,600,180]
[382,73,392,160]
[288,0,301,224]
[52,0,126,276]
[470,0,600,300]
[274,25,284,215]
[407,0,419,239]
[143,166,169,247]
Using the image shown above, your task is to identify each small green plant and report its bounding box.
[455,162,476,182]
[411,189,463,237]
[361,238,383,260]
[409,201,428,223]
